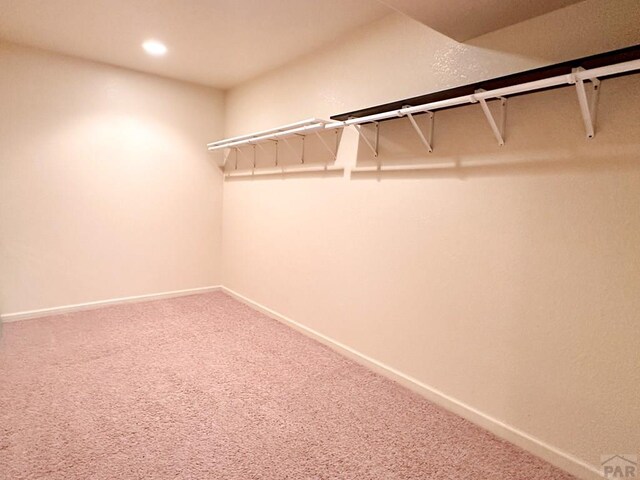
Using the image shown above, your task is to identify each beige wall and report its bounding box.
[0,42,225,315]
[222,1,640,478]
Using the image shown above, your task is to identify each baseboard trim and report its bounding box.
[221,286,601,480]
[0,285,222,322]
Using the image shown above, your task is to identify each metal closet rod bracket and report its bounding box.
[293,133,306,164]
[314,131,338,160]
[251,144,257,170]
[473,90,507,146]
[403,107,434,153]
[265,138,280,166]
[352,120,379,157]
[572,67,601,139]
[233,146,247,170]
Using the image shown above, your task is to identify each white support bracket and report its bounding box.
[404,108,434,153]
[573,67,600,139]
[314,131,338,160]
[232,146,253,171]
[475,90,507,146]
[256,139,280,167]
[252,144,257,171]
[292,133,307,164]
[353,121,379,157]
[265,139,280,166]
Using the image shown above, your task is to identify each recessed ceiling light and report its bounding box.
[142,40,167,57]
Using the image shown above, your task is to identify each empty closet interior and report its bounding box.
[1,1,638,479]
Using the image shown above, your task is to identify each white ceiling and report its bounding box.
[0,0,391,89]
[0,0,589,89]
[379,0,584,42]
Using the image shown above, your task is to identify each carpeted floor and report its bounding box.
[0,292,575,479]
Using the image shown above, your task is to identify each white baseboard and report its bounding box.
[221,286,602,480]
[0,285,222,322]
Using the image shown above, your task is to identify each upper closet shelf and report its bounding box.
[208,45,640,159]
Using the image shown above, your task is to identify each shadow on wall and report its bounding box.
[352,74,640,180]
[222,129,343,174]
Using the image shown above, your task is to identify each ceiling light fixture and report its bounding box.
[142,40,167,57]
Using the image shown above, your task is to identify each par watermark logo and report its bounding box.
[601,455,637,478]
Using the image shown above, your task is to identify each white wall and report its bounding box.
[0,42,225,315]
[222,2,640,478]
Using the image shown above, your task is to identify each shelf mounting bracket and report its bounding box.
[265,139,280,166]
[292,133,306,164]
[232,146,252,171]
[314,131,338,160]
[353,121,379,157]
[404,108,434,153]
[301,134,306,164]
[573,67,600,139]
[476,90,506,146]
[252,144,257,171]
